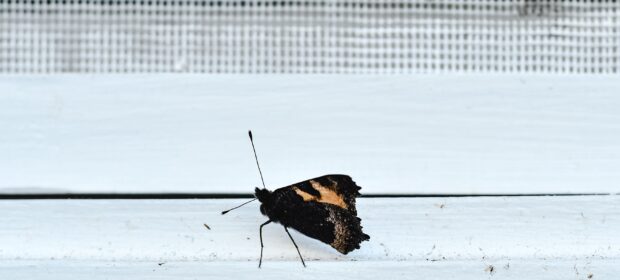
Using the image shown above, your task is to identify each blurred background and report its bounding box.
[1,0,618,73]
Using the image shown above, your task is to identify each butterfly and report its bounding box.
[222,131,370,268]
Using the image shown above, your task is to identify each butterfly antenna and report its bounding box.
[221,130,266,215]
[249,130,266,189]
[221,198,257,215]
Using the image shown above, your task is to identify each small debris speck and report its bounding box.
[158,262,165,266]
[203,224,211,230]
[588,273,594,279]
[485,265,495,275]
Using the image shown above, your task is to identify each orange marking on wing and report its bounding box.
[294,181,348,209]
[294,188,316,201]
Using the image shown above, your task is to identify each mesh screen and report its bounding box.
[0,0,618,73]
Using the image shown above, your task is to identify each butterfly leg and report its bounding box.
[258,220,271,268]
[284,226,306,268]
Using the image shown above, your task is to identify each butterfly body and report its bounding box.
[255,174,370,254]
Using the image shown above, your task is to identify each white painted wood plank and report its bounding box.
[1,75,620,194]
[1,260,617,280]
[0,197,617,266]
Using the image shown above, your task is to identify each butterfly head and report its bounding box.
[254,187,272,215]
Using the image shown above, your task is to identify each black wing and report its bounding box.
[269,175,369,254]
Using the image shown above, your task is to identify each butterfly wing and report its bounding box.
[269,175,369,254]
[280,174,362,215]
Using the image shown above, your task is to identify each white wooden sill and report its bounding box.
[0,196,618,279]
